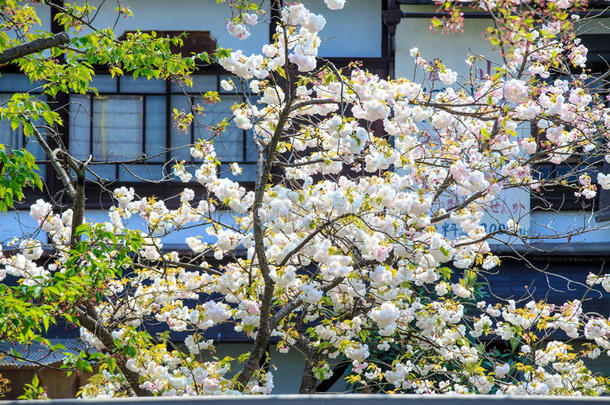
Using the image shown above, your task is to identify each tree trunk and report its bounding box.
[299,359,319,394]
[298,336,320,394]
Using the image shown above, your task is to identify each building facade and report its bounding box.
[2,0,610,397]
[0,0,388,398]
[388,0,610,345]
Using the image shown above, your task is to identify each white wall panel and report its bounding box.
[71,0,270,55]
[302,0,382,57]
[530,211,610,244]
[396,6,494,79]
[72,0,381,58]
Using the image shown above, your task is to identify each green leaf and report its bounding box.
[74,223,89,236]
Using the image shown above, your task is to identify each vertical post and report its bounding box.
[269,0,283,45]
[382,0,402,79]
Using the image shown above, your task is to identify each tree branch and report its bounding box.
[233,10,293,389]
[76,306,153,397]
[233,96,293,390]
[278,213,355,267]
[270,276,344,330]
[0,33,70,65]
[27,120,76,199]
[70,166,86,247]
[290,98,337,112]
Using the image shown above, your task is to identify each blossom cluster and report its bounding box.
[4,0,610,397]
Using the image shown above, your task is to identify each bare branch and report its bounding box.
[27,119,76,199]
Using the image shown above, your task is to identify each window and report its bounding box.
[532,34,610,212]
[0,37,390,209]
[68,73,257,185]
[0,73,48,181]
[0,70,258,209]
[583,34,610,220]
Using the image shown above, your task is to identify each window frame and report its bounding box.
[64,65,259,210]
[531,34,610,212]
[1,54,390,210]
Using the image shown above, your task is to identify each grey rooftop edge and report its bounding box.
[3,395,610,405]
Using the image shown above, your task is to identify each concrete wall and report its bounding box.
[66,0,381,58]
[395,6,495,81]
[69,0,269,55]
[302,0,382,58]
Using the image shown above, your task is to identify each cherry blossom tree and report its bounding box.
[3,0,610,397]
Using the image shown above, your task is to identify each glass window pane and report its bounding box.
[3,127,22,153]
[24,132,46,179]
[120,77,165,93]
[145,96,166,162]
[221,162,256,182]
[25,133,45,161]
[195,97,242,162]
[0,94,23,152]
[171,75,217,94]
[219,75,249,94]
[86,164,115,182]
[170,95,191,161]
[92,95,143,161]
[245,130,257,162]
[69,95,91,160]
[0,73,43,92]
[0,94,48,154]
[90,75,117,93]
[0,94,48,180]
[119,164,165,182]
